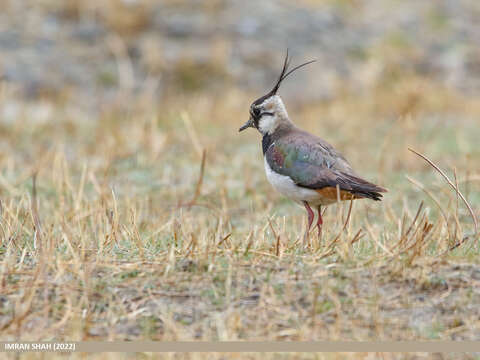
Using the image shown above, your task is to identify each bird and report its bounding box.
[239,50,387,237]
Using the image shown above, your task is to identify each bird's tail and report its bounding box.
[341,173,387,201]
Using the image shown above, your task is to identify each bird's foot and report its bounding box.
[303,230,310,249]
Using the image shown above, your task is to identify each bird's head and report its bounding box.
[239,50,316,136]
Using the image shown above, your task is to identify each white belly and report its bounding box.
[264,157,326,205]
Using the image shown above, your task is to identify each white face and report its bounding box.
[250,95,289,135]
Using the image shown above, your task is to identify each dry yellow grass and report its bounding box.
[0,72,479,349]
[2,2,480,360]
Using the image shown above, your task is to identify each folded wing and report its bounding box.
[265,132,387,200]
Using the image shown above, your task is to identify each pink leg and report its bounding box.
[316,205,323,238]
[303,201,314,233]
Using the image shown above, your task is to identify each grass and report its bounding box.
[0,72,479,351]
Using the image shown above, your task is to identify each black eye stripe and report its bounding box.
[250,106,274,120]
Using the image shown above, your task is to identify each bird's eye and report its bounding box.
[252,107,260,117]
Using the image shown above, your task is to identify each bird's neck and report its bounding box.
[261,120,294,155]
[262,133,274,154]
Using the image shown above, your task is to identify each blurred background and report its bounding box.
[1,0,479,209]
[3,0,480,109]
[1,0,479,204]
[1,0,480,226]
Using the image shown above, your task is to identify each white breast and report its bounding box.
[264,157,324,204]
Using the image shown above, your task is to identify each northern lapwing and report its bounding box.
[239,51,387,236]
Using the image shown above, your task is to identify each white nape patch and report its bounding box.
[258,115,277,134]
[264,157,328,205]
[257,95,289,135]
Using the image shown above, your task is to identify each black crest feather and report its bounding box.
[269,49,316,96]
[252,50,316,107]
